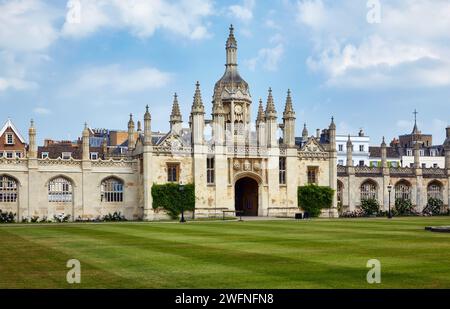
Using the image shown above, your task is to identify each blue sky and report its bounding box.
[1,0,449,145]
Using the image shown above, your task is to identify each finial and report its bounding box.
[229,24,234,34]
[146,105,149,112]
[84,122,88,129]
[129,113,133,120]
[196,81,200,89]
[30,119,35,127]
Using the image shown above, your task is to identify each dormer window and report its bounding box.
[5,133,14,145]
[41,152,49,159]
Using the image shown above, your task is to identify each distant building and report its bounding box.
[0,119,27,159]
[336,129,370,166]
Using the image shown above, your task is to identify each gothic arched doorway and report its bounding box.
[235,177,258,216]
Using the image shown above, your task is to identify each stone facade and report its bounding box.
[1,26,448,221]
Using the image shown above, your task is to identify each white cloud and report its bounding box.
[296,0,327,30]
[34,107,52,115]
[62,0,214,40]
[0,0,59,52]
[228,0,255,22]
[296,0,450,88]
[0,51,41,93]
[0,77,38,92]
[245,44,284,72]
[71,64,172,94]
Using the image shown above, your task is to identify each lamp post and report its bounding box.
[179,183,186,223]
[387,183,393,219]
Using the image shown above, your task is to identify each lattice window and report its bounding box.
[0,176,18,203]
[207,157,215,185]
[167,163,179,182]
[307,167,318,184]
[427,182,442,200]
[361,181,377,201]
[395,181,411,200]
[101,178,124,202]
[279,157,286,185]
[48,177,72,202]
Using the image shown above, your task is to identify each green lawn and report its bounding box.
[1,217,450,288]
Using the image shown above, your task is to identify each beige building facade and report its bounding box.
[1,26,449,221]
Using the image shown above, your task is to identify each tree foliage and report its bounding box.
[297,185,334,217]
[151,183,195,219]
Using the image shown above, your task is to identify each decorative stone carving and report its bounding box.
[253,162,261,171]
[243,160,251,171]
[233,161,241,170]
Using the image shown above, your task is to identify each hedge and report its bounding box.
[151,183,195,219]
[297,185,334,217]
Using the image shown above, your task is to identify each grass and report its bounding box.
[0,217,450,288]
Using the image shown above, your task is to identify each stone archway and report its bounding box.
[235,177,258,216]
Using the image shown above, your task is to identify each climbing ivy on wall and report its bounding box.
[297,185,334,217]
[151,183,195,219]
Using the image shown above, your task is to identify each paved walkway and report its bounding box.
[236,216,294,221]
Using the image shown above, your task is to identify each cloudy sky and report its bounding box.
[1,0,449,145]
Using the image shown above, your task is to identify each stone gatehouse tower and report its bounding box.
[139,25,338,219]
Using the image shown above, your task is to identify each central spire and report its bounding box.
[226,24,237,67]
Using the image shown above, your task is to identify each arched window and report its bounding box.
[48,177,73,202]
[101,178,124,202]
[0,175,18,203]
[337,180,344,204]
[427,181,442,200]
[395,181,411,201]
[361,180,377,201]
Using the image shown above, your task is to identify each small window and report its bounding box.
[279,157,286,185]
[410,163,414,168]
[359,145,365,152]
[433,163,438,168]
[422,163,426,168]
[307,167,318,184]
[359,160,365,167]
[90,152,98,160]
[6,152,13,159]
[62,152,72,160]
[407,149,413,156]
[41,152,49,159]
[15,152,22,158]
[207,157,215,185]
[0,152,3,158]
[167,163,179,182]
[5,133,14,145]
[338,144,343,152]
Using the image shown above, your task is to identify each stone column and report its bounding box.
[328,117,338,217]
[143,105,154,220]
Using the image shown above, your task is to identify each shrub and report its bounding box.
[53,213,71,223]
[394,198,416,216]
[152,183,195,219]
[360,198,379,216]
[297,185,334,218]
[423,198,444,216]
[340,209,365,218]
[102,212,126,222]
[0,210,16,223]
